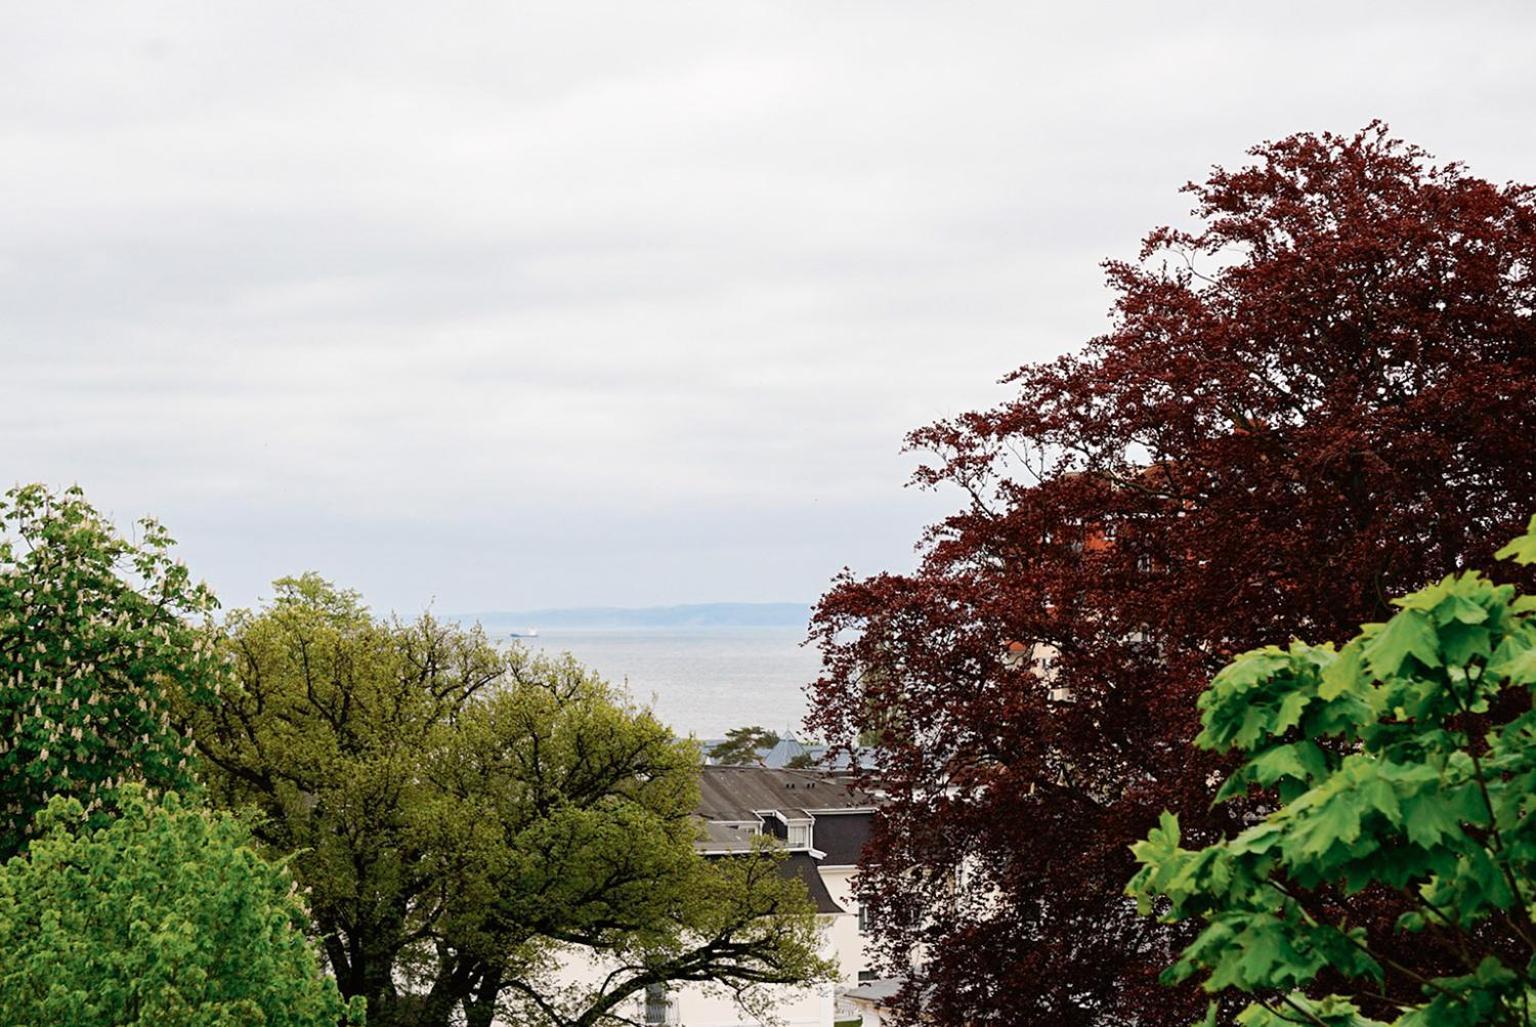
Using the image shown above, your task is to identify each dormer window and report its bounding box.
[785,820,812,849]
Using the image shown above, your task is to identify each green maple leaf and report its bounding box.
[1493,514,1536,565]
[1319,642,1365,701]
[1250,743,1315,786]
[1210,647,1297,695]
[1489,641,1536,684]
[1236,925,1286,985]
[1362,610,1440,678]
[1438,621,1492,666]
[1272,690,1311,735]
[1402,793,1463,849]
[1293,793,1363,859]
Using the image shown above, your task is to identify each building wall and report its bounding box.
[670,972,833,1027]
[534,915,843,1027]
[821,866,877,1026]
[819,867,870,982]
[534,888,872,1027]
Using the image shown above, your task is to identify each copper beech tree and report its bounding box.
[807,124,1536,1025]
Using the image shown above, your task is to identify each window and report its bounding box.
[858,903,871,933]
[643,983,672,1025]
[786,821,812,849]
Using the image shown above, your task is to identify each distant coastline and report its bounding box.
[449,602,813,631]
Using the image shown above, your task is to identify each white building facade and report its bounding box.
[557,766,881,1027]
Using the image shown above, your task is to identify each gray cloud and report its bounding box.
[4,0,1535,612]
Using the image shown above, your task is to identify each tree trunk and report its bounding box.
[412,957,479,1027]
[463,965,504,1027]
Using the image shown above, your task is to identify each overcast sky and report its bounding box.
[4,1,1534,615]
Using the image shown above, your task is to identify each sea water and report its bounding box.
[511,627,822,739]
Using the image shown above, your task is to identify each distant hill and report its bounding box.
[450,602,812,630]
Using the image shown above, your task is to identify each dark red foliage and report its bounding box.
[807,124,1536,1025]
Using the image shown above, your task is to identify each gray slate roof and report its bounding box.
[696,765,872,821]
[782,852,844,913]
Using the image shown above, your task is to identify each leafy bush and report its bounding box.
[0,785,362,1026]
[1129,516,1536,1026]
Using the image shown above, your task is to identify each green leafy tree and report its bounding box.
[0,784,361,1026]
[491,839,835,1027]
[0,483,222,859]
[186,576,833,1027]
[1128,516,1536,1026]
[708,725,781,765]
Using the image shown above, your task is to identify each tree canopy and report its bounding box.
[0,483,222,860]
[708,725,782,765]
[186,575,832,1027]
[808,124,1536,1024]
[0,785,359,1027]
[1129,515,1536,1027]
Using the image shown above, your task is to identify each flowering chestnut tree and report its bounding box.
[808,125,1536,1024]
[0,484,222,859]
